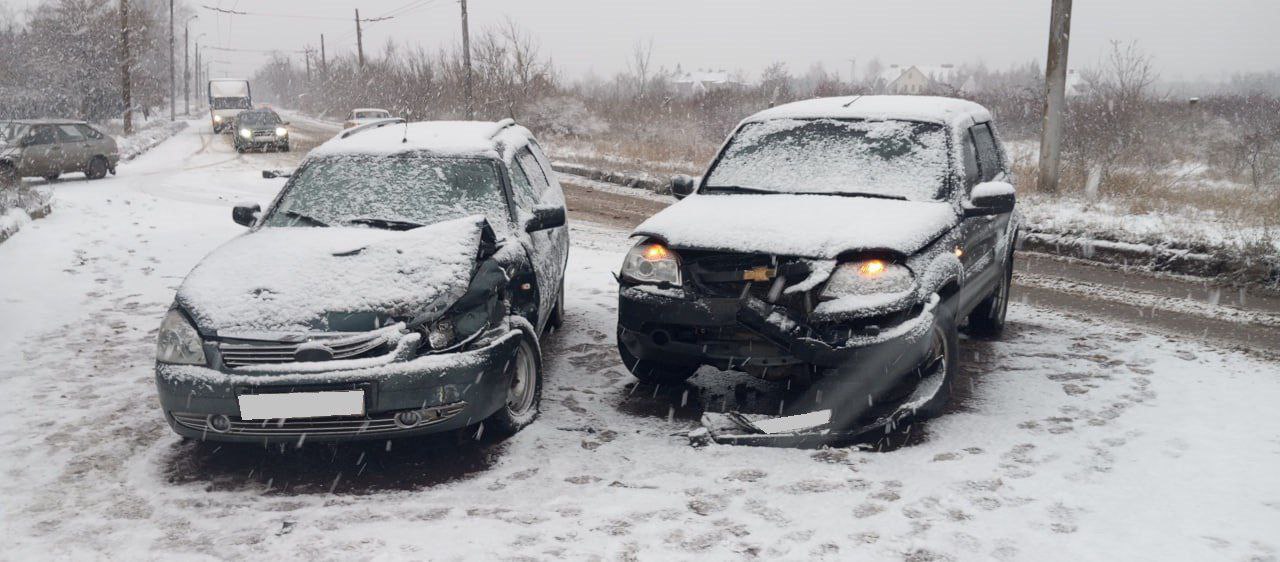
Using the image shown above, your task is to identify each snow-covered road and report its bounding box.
[2,122,1279,560]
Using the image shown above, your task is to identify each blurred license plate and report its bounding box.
[238,390,365,420]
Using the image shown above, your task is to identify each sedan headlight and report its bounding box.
[620,241,681,286]
[820,259,914,299]
[275,127,288,137]
[156,308,206,365]
[239,128,252,139]
[213,115,223,122]
[420,297,496,352]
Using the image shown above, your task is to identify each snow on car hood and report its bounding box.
[633,194,957,258]
[177,216,487,333]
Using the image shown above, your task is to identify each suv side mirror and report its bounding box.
[525,204,566,232]
[232,203,261,227]
[262,169,293,179]
[670,175,696,199]
[964,181,1016,217]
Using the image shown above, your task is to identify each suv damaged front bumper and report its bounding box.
[155,328,520,443]
[617,284,937,381]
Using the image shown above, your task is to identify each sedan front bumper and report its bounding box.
[155,330,520,443]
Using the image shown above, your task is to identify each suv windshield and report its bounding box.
[704,118,951,201]
[261,155,510,231]
[238,112,280,126]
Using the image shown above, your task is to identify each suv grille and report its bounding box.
[219,332,389,368]
[685,252,811,311]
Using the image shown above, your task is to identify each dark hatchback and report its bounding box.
[154,120,569,443]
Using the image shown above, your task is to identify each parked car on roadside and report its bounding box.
[343,108,394,130]
[232,109,290,153]
[154,118,569,443]
[0,119,119,185]
[616,96,1018,428]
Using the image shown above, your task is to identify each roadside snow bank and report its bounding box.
[0,185,52,244]
[116,120,190,162]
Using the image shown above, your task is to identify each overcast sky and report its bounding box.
[5,0,1279,82]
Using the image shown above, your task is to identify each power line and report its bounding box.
[199,4,394,22]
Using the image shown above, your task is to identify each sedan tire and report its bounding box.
[85,156,109,180]
[489,329,543,435]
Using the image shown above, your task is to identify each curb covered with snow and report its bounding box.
[551,161,670,194]
[0,186,53,245]
[117,120,189,162]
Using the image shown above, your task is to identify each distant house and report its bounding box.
[878,65,973,95]
[673,70,742,96]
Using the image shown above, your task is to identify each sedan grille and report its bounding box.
[219,332,389,368]
[171,403,467,437]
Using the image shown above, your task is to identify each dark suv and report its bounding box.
[155,119,569,443]
[616,96,1018,427]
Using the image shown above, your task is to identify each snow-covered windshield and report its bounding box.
[237,112,280,126]
[704,118,951,201]
[261,156,510,231]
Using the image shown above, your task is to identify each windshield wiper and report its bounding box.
[789,191,909,201]
[345,217,425,231]
[280,210,328,226]
[702,185,777,194]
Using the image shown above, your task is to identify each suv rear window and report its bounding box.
[704,118,951,201]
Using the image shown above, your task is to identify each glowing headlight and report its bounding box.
[213,115,223,122]
[156,308,206,365]
[820,259,914,299]
[275,127,288,137]
[239,128,251,139]
[620,240,681,286]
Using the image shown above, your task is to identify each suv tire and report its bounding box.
[86,156,109,180]
[547,281,566,331]
[489,328,542,435]
[913,299,960,418]
[617,327,699,385]
[966,249,1013,338]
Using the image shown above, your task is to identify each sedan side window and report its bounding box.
[28,126,56,145]
[508,158,539,210]
[75,124,104,140]
[971,123,1002,182]
[57,125,85,142]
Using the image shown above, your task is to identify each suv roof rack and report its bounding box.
[339,118,406,139]
[487,118,516,139]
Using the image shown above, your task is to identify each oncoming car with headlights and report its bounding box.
[155,119,568,443]
[232,109,290,153]
[616,96,1018,428]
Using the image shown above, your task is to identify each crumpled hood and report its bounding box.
[633,193,958,258]
[177,215,488,334]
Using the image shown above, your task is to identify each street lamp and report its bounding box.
[184,15,198,116]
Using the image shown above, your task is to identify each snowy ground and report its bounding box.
[2,122,1279,560]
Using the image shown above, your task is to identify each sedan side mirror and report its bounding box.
[525,204,566,232]
[670,174,696,199]
[964,181,1016,217]
[232,203,261,227]
[262,168,293,179]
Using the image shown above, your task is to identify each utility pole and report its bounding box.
[320,34,327,77]
[847,58,857,85]
[184,16,196,115]
[355,9,365,70]
[194,43,200,110]
[1038,0,1072,193]
[169,0,175,121]
[460,0,473,118]
[304,47,312,83]
[120,0,132,135]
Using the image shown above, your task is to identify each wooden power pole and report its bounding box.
[183,23,189,115]
[120,0,132,135]
[169,0,175,121]
[461,0,473,119]
[320,34,327,77]
[1038,0,1073,193]
[355,9,365,70]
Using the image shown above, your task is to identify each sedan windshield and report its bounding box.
[704,118,951,201]
[0,122,27,143]
[238,112,280,127]
[261,156,510,231]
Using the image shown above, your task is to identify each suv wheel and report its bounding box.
[85,156,109,180]
[617,327,699,385]
[489,329,542,435]
[911,300,960,418]
[966,249,1014,338]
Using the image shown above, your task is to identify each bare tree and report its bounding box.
[627,38,654,99]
